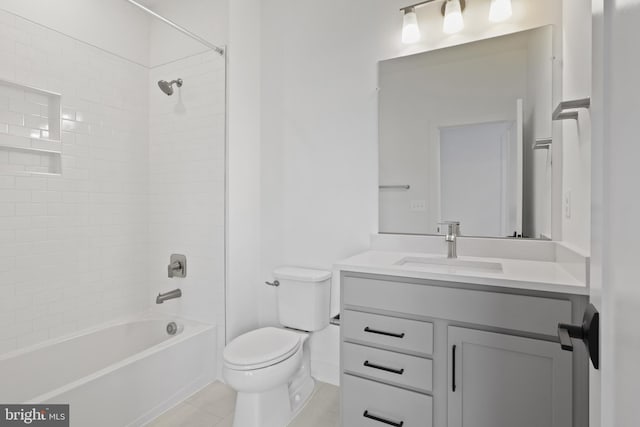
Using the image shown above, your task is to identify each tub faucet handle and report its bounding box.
[168,254,187,278]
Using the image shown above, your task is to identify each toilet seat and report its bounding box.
[224,327,302,371]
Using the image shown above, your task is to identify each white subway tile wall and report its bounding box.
[149,51,226,374]
[0,9,226,355]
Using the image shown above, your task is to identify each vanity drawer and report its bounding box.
[343,342,432,392]
[343,276,572,336]
[342,310,433,355]
[342,374,432,427]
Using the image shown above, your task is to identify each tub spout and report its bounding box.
[156,289,182,304]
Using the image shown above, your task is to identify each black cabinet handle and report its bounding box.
[363,410,404,427]
[364,327,405,338]
[363,360,405,375]
[452,344,457,392]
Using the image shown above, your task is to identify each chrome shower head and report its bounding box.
[158,78,183,96]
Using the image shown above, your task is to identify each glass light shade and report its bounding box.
[402,9,420,44]
[489,0,513,22]
[443,0,464,34]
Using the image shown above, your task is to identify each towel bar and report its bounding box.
[379,185,410,190]
[552,97,591,121]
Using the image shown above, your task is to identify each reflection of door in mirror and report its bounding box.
[439,119,521,238]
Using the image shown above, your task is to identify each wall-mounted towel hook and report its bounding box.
[552,97,591,121]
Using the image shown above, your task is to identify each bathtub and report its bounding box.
[0,314,217,427]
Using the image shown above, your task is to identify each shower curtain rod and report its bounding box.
[125,0,225,56]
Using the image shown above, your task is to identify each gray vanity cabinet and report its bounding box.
[340,272,588,427]
[447,327,572,427]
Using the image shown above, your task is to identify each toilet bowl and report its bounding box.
[223,327,313,427]
[223,267,332,427]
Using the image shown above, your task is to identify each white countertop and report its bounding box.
[334,250,589,295]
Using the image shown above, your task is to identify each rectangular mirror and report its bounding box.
[379,26,553,239]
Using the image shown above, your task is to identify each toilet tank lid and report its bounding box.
[273,267,331,282]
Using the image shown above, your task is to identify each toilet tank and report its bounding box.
[274,267,331,332]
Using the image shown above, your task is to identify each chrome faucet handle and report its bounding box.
[167,261,182,277]
[438,221,461,237]
[168,254,187,278]
[439,221,460,259]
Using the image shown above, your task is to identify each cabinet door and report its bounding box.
[448,327,572,427]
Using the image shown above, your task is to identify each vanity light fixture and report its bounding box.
[402,7,421,44]
[489,0,513,22]
[400,0,466,43]
[442,0,465,34]
[400,0,513,43]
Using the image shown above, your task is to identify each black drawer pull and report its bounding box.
[363,410,404,427]
[364,327,405,338]
[452,344,457,392]
[364,360,405,375]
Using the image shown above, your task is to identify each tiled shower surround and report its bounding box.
[0,9,226,354]
[149,51,226,370]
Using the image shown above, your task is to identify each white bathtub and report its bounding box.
[0,314,217,426]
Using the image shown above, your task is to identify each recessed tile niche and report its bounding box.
[0,79,62,175]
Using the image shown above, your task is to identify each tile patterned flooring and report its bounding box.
[147,381,340,427]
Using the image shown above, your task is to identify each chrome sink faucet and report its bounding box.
[439,221,461,259]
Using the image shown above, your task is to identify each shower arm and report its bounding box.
[124,0,225,56]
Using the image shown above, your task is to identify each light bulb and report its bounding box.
[402,8,420,44]
[443,0,464,34]
[489,0,512,22]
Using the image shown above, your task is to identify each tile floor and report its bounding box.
[147,381,340,427]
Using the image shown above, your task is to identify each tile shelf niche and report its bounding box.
[0,78,62,176]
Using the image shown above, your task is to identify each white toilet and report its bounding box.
[223,267,332,427]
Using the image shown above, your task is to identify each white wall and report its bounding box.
[226,0,262,341]
[0,10,150,353]
[257,0,564,385]
[560,0,592,252]
[0,0,150,66]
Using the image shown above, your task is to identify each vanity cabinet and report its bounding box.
[448,327,571,427]
[340,273,588,427]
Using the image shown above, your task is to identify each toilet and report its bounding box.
[223,267,332,427]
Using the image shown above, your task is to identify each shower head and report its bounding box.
[158,78,183,96]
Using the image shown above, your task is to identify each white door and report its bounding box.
[590,1,640,427]
[439,121,516,237]
[448,327,572,427]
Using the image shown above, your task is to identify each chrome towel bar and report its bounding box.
[379,185,410,190]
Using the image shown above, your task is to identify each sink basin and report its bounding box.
[394,256,503,274]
